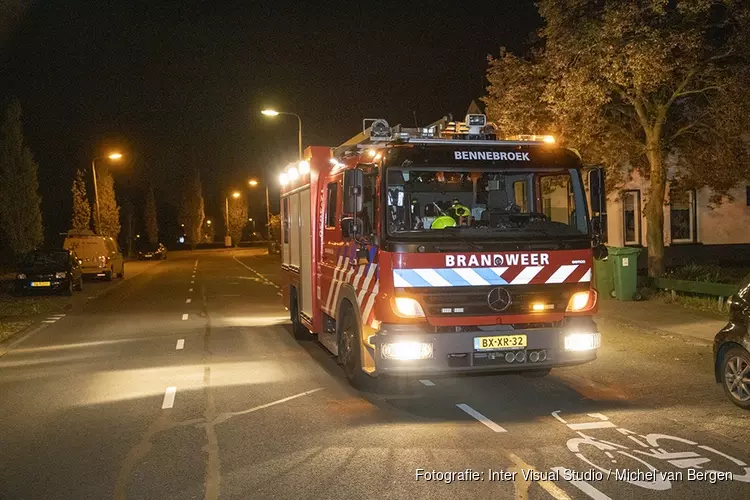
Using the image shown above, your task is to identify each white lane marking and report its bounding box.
[176,339,185,350]
[49,314,66,318]
[567,421,616,430]
[87,296,96,299]
[419,379,435,386]
[456,403,507,432]
[190,280,194,284]
[182,314,189,320]
[42,320,57,323]
[162,387,177,409]
[186,298,192,304]
[189,288,193,292]
[551,467,611,500]
[213,388,324,424]
[232,253,282,289]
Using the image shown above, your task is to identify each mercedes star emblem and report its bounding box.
[487,287,512,312]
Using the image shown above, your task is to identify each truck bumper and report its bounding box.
[368,317,598,376]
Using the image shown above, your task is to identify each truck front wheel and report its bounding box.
[337,302,372,389]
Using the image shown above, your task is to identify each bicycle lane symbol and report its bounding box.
[549,410,750,493]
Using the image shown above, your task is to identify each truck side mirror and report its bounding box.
[593,244,608,260]
[343,169,363,214]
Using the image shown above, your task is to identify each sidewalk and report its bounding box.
[596,297,726,343]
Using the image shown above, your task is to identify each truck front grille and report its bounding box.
[411,284,587,317]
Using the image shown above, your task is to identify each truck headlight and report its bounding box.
[381,341,433,360]
[566,290,596,312]
[392,297,425,318]
[564,332,600,351]
[55,272,67,279]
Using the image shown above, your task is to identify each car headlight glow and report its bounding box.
[564,332,601,351]
[381,341,433,360]
[566,290,596,312]
[55,272,67,279]
[17,273,26,280]
[392,297,425,318]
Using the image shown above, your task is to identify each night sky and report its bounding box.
[0,1,540,240]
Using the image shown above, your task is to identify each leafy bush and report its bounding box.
[663,263,746,284]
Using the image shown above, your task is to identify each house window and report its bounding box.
[325,182,338,228]
[670,189,696,243]
[622,190,641,245]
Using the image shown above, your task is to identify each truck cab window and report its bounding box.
[325,182,338,228]
[386,167,588,237]
[360,173,378,238]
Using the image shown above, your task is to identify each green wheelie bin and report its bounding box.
[608,246,641,301]
[593,255,614,299]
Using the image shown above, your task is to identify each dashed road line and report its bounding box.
[232,254,280,289]
[419,379,435,386]
[456,403,507,433]
[49,314,66,318]
[182,313,189,320]
[190,280,195,284]
[176,339,185,350]
[189,288,193,292]
[186,298,192,304]
[551,467,611,499]
[162,387,177,409]
[42,320,57,323]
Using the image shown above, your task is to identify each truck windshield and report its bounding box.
[385,166,589,239]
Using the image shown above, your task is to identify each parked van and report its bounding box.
[63,233,124,280]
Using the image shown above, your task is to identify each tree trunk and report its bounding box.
[645,140,666,278]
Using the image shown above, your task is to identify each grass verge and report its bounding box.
[652,290,728,319]
[0,279,69,344]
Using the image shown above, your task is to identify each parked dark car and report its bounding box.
[714,273,750,409]
[137,242,167,260]
[13,249,83,296]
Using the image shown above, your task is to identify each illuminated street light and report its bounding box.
[206,219,212,225]
[225,191,242,243]
[248,179,259,186]
[91,151,125,234]
[261,109,303,160]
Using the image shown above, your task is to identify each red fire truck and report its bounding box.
[280,115,605,387]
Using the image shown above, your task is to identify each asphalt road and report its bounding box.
[0,249,748,500]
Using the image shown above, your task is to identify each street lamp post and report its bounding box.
[91,152,123,234]
[248,178,272,239]
[225,191,241,246]
[261,109,303,160]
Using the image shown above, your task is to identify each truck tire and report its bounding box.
[290,289,311,340]
[337,301,373,389]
